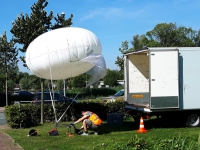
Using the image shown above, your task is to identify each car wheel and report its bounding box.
[186,114,200,127]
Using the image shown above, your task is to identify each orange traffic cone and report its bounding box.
[137,117,148,133]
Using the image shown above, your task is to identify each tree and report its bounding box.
[7,79,15,93]
[103,69,122,87]
[116,22,200,73]
[19,73,40,91]
[10,0,73,67]
[52,12,73,30]
[11,0,52,66]
[131,34,149,50]
[10,0,73,124]
[146,23,200,47]
[115,40,129,71]
[72,74,88,88]
[0,31,18,106]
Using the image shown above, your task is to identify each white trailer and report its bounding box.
[124,47,200,127]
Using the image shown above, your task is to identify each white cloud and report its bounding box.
[80,7,144,21]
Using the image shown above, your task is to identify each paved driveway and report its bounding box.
[0,112,6,125]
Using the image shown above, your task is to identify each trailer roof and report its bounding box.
[123,47,200,56]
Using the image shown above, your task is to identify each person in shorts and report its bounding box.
[72,110,102,135]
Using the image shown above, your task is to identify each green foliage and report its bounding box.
[71,73,88,88]
[66,87,118,99]
[10,0,73,66]
[140,22,200,48]
[114,135,198,150]
[117,22,200,72]
[131,34,149,51]
[4,103,77,128]
[4,104,34,128]
[55,80,65,90]
[4,100,129,128]
[52,12,73,29]
[146,23,200,47]
[3,118,200,150]
[11,0,53,54]
[19,74,40,91]
[106,101,125,113]
[7,79,15,92]
[0,31,18,105]
[115,40,129,71]
[123,135,148,150]
[103,69,123,86]
[0,31,18,73]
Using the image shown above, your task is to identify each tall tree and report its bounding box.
[52,12,73,30]
[131,34,149,50]
[116,22,200,73]
[0,31,18,106]
[72,74,88,88]
[115,40,129,71]
[146,23,200,47]
[10,0,73,124]
[11,0,47,66]
[103,69,122,87]
[11,0,73,67]
[19,73,40,91]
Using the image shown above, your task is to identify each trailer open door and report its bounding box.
[149,49,179,109]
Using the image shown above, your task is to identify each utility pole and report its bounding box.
[63,79,66,96]
[41,79,44,124]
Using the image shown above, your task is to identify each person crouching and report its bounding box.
[70,110,102,135]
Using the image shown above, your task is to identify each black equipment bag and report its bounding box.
[66,124,83,135]
[73,126,83,135]
[29,129,37,136]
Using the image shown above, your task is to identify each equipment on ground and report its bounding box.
[66,124,83,136]
[49,128,59,136]
[28,129,37,136]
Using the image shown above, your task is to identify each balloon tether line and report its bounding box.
[48,52,58,128]
[57,92,79,123]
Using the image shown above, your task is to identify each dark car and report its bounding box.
[19,90,32,96]
[32,92,78,104]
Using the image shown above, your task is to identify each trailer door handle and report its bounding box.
[152,79,155,81]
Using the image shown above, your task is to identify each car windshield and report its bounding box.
[114,90,124,96]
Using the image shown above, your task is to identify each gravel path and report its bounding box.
[0,107,24,150]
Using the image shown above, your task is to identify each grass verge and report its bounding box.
[2,117,200,150]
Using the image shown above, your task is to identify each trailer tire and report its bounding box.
[186,114,200,127]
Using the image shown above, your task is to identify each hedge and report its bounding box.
[4,100,129,128]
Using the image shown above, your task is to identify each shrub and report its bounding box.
[66,87,121,99]
[114,135,198,150]
[4,100,129,128]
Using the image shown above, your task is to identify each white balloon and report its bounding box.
[26,27,106,82]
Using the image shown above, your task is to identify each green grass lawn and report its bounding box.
[3,118,200,150]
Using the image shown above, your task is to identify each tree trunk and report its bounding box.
[5,73,8,106]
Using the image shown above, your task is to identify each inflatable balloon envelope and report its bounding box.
[26,27,107,86]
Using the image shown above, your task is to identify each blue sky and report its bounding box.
[1,0,200,73]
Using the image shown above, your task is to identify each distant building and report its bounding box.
[13,84,21,91]
[117,80,124,86]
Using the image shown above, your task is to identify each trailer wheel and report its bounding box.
[186,114,200,127]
